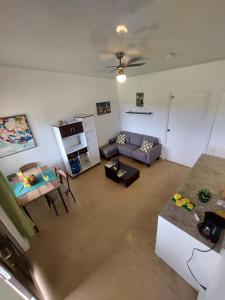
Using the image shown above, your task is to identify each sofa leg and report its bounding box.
[157,157,160,160]
[147,164,151,167]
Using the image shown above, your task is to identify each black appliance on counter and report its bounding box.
[198,211,225,243]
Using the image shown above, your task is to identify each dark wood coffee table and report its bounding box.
[104,159,140,188]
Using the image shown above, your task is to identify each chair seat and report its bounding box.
[46,184,68,200]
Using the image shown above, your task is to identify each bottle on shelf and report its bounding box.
[69,153,81,175]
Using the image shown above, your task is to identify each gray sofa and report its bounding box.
[100,131,161,166]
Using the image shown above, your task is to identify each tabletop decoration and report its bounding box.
[172,193,195,212]
[23,175,38,187]
[197,189,211,203]
[40,170,49,182]
[17,171,38,188]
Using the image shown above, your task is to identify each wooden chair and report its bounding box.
[19,162,38,173]
[45,167,76,216]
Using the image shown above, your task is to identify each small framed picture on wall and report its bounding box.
[136,92,144,107]
[96,101,111,115]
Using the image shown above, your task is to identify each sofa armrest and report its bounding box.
[146,144,161,164]
[109,136,118,144]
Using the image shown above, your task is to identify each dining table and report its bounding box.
[11,165,62,232]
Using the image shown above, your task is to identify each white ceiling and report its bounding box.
[1,0,225,78]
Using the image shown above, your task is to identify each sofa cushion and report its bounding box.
[129,133,143,146]
[139,140,153,152]
[131,148,147,163]
[141,135,158,146]
[116,134,126,144]
[99,144,118,159]
[117,144,138,156]
[120,131,130,143]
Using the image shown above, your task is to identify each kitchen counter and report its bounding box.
[160,154,225,253]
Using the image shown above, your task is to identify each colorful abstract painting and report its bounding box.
[0,115,36,158]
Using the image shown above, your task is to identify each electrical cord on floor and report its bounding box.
[186,243,216,291]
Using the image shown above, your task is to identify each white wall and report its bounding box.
[0,66,120,175]
[1,60,225,175]
[117,59,225,158]
[207,91,225,158]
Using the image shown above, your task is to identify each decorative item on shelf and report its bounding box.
[96,101,111,115]
[57,120,64,126]
[69,154,81,175]
[0,114,36,158]
[197,189,211,203]
[172,193,195,211]
[136,92,144,107]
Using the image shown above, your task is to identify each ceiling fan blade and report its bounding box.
[109,67,117,73]
[126,62,146,67]
[105,65,119,68]
[96,67,117,73]
[127,56,144,64]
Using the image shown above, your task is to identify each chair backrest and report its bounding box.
[20,162,37,173]
[55,168,70,189]
[53,164,60,176]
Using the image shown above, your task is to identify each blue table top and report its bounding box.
[11,169,58,198]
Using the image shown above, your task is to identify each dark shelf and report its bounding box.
[126,111,153,115]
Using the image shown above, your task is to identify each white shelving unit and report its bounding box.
[52,115,100,177]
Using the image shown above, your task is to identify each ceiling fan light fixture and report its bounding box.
[116,68,126,83]
[116,25,128,33]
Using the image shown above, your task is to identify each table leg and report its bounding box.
[23,206,39,233]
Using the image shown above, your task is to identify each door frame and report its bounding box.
[0,220,42,299]
[165,90,212,164]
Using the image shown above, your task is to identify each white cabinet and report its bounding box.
[52,115,100,176]
[86,131,99,165]
[82,116,95,132]
[155,216,221,293]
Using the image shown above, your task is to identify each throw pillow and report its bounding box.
[116,134,126,144]
[139,140,153,152]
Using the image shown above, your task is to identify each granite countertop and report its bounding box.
[160,154,225,253]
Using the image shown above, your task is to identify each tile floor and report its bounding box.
[28,157,197,300]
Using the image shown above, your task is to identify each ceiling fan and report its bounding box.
[107,51,146,83]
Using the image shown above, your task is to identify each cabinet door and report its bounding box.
[71,122,83,134]
[59,122,83,138]
[86,131,100,164]
[59,125,73,138]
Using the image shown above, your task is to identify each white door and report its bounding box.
[166,92,210,167]
[207,92,225,159]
